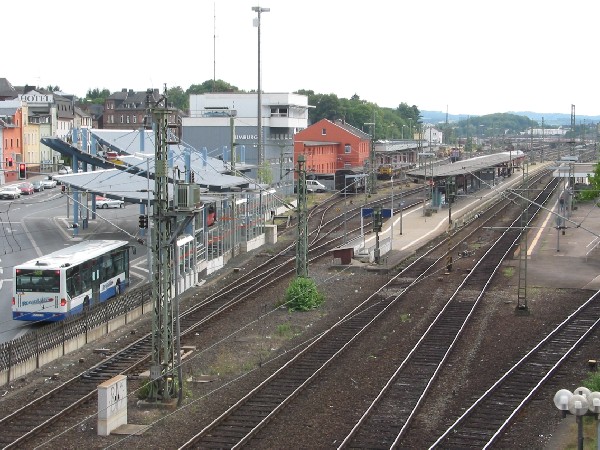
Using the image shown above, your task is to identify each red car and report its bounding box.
[18,182,34,195]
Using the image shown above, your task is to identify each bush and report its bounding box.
[583,371,600,392]
[282,277,325,311]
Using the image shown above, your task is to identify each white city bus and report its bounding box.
[12,240,130,322]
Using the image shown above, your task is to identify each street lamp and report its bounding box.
[252,5,270,182]
[554,387,600,450]
[402,125,406,140]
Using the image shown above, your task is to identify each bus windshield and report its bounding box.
[15,269,60,293]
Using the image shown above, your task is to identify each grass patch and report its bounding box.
[276,323,295,338]
[502,267,515,278]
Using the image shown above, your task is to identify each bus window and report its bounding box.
[16,269,60,293]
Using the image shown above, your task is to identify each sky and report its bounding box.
[5,0,600,117]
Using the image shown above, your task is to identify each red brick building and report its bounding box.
[294,119,371,175]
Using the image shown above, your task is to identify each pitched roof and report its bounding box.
[0,78,17,98]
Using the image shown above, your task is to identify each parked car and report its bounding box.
[32,180,45,192]
[18,182,34,195]
[58,166,73,175]
[0,185,22,199]
[41,177,57,189]
[96,196,124,209]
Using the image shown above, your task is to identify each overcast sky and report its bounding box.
[5,0,600,117]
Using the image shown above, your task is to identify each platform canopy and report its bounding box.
[408,151,525,179]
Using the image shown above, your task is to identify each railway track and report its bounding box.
[430,290,600,449]
[0,185,423,448]
[336,175,558,449]
[178,174,556,448]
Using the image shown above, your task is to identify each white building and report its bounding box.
[183,93,310,190]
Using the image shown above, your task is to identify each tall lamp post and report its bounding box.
[364,122,376,195]
[252,5,270,182]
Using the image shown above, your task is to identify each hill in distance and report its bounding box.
[421,110,600,127]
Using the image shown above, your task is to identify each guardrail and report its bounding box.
[0,284,152,386]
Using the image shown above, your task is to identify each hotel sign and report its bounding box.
[19,94,53,104]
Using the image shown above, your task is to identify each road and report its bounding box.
[0,183,148,343]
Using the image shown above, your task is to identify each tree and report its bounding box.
[167,86,188,111]
[85,88,111,105]
[577,163,600,201]
[186,79,241,96]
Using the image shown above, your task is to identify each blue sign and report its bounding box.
[362,208,392,218]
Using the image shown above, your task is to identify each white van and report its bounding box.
[306,180,327,193]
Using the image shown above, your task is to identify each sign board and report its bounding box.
[362,208,392,218]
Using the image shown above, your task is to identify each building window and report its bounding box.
[345,144,351,154]
[322,128,326,136]
[133,116,137,124]
[126,115,130,124]
[120,115,124,123]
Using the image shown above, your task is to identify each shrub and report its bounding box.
[283,277,325,311]
[583,371,600,392]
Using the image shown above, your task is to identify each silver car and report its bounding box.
[0,185,22,199]
[96,196,124,209]
[41,177,57,188]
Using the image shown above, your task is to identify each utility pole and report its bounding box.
[253,5,269,183]
[516,163,530,314]
[230,111,237,174]
[364,122,377,196]
[541,117,545,162]
[446,176,454,272]
[147,87,177,402]
[296,154,308,277]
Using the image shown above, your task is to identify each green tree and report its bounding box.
[85,88,111,105]
[577,163,600,201]
[167,86,188,111]
[186,79,241,96]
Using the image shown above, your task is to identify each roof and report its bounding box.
[333,119,371,139]
[0,78,17,98]
[0,99,21,115]
[552,163,596,178]
[17,240,128,269]
[409,151,526,178]
[45,128,257,200]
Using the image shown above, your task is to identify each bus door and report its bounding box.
[91,259,101,305]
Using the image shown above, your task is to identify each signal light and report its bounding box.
[18,163,26,179]
[138,215,148,229]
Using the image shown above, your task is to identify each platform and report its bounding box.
[358,162,600,290]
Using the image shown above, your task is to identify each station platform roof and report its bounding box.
[552,162,596,178]
[407,151,525,179]
[42,129,258,203]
